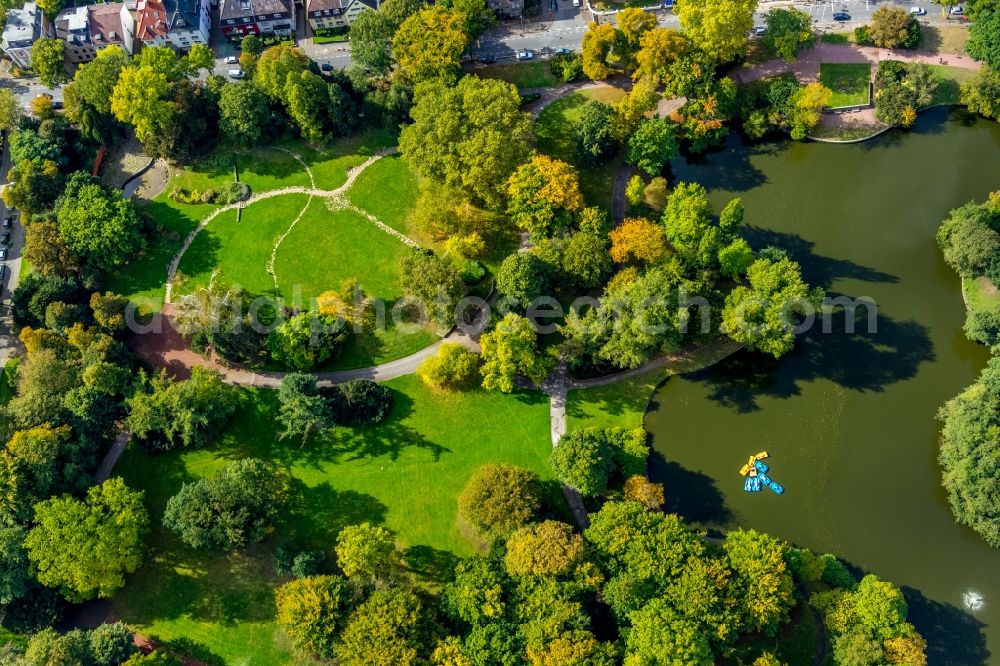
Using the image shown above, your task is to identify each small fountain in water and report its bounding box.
[963,590,985,612]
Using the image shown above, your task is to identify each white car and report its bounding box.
[515,50,534,61]
[225,55,239,64]
[227,68,245,79]
[950,5,964,14]
[909,6,926,14]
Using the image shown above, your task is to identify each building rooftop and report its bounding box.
[220,0,255,21]
[306,0,349,13]
[2,2,43,45]
[251,0,291,17]
[89,3,127,44]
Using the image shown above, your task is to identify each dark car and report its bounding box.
[478,54,496,64]
[553,47,570,55]
[550,0,557,11]
[833,11,850,20]
[0,232,9,246]
[320,63,333,72]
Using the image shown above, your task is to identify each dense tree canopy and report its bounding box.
[30,37,66,88]
[56,172,142,273]
[763,8,815,62]
[966,5,1000,69]
[962,66,1000,121]
[458,464,542,541]
[392,6,468,82]
[479,313,553,391]
[507,156,584,240]
[275,575,352,659]
[868,6,922,48]
[676,0,755,63]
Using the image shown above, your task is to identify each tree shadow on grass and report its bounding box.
[403,545,461,584]
[648,448,732,526]
[150,637,226,666]
[172,226,224,289]
[901,585,990,666]
[286,480,388,547]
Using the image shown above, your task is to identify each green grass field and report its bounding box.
[927,64,974,106]
[112,376,555,664]
[347,154,419,238]
[476,61,560,89]
[963,276,1000,313]
[535,86,626,212]
[819,63,872,108]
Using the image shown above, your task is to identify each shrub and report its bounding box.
[550,429,616,496]
[324,378,393,425]
[89,622,137,666]
[964,308,1000,351]
[223,181,251,204]
[496,252,552,306]
[550,54,583,83]
[335,522,396,578]
[417,342,480,391]
[275,575,352,659]
[268,311,349,371]
[458,464,542,541]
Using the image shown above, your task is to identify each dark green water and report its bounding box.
[648,108,1000,665]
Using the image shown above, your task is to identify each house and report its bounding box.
[220,0,293,41]
[55,3,136,63]
[1,2,52,70]
[487,0,522,18]
[134,0,211,50]
[304,0,376,32]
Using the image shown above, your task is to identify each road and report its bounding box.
[0,132,23,368]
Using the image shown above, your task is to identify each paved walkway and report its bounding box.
[542,360,590,529]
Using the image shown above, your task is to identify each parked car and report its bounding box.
[553,47,570,55]
[549,0,557,11]
[950,5,964,13]
[227,68,245,79]
[3,218,11,229]
[573,0,580,6]
[478,54,496,63]
[910,6,926,14]
[225,55,239,64]
[0,232,9,246]
[515,50,534,60]
[833,11,851,20]
[0,248,7,260]
[751,26,766,36]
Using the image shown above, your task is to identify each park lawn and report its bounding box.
[175,195,306,299]
[963,276,1000,313]
[477,61,560,89]
[922,24,969,56]
[927,64,974,106]
[273,198,411,303]
[282,128,398,191]
[535,86,627,211]
[819,63,871,107]
[321,325,440,372]
[111,376,554,664]
[0,357,20,405]
[347,154,419,238]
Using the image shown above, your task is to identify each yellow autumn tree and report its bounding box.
[609,217,668,265]
[612,78,660,140]
[582,22,618,80]
[617,7,657,67]
[623,475,665,509]
[507,155,584,239]
[791,82,833,139]
[884,634,928,666]
[676,0,756,63]
[634,28,689,84]
[393,6,468,82]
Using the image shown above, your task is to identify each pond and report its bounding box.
[647,107,1000,664]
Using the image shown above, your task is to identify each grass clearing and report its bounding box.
[819,63,872,107]
[112,377,555,664]
[347,154,419,238]
[476,61,560,89]
[921,24,969,56]
[535,86,626,211]
[963,276,1000,313]
[820,32,852,45]
[927,64,974,106]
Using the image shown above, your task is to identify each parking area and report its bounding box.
[0,133,23,367]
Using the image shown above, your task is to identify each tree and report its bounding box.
[285,69,330,143]
[563,229,612,289]
[241,34,264,57]
[504,521,584,577]
[497,252,552,305]
[56,172,143,272]
[269,311,348,371]
[350,9,396,75]
[719,237,755,278]
[123,651,183,665]
[219,81,271,145]
[71,46,129,116]
[446,0,494,38]
[25,477,148,602]
[163,458,289,550]
[22,219,80,278]
[3,159,64,218]
[791,81,833,139]
[0,88,21,131]
[335,522,396,578]
[676,0,756,63]
[936,199,1000,278]
[722,256,823,358]
[277,373,331,443]
[507,155,584,240]
[0,526,30,605]
[480,313,553,392]
[325,378,394,425]
[417,342,480,391]
[89,291,129,331]
[254,45,311,102]
[961,66,1000,121]
[338,588,430,666]
[30,37,66,88]
[458,464,542,541]
[623,475,665,509]
[126,366,237,450]
[111,65,175,144]
[617,8,657,64]
[24,628,94,666]
[724,529,795,635]
[186,43,214,73]
[626,117,679,176]
[393,6,468,82]
[581,22,617,80]
[30,93,53,118]
[868,6,921,49]
[573,101,618,164]
[275,575,352,659]
[609,217,668,265]
[400,76,533,210]
[611,79,659,140]
[634,28,689,85]
[550,429,617,496]
[89,622,138,666]
[662,181,726,267]
[967,6,1000,70]
[763,8,815,62]
[398,248,467,327]
[625,599,713,665]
